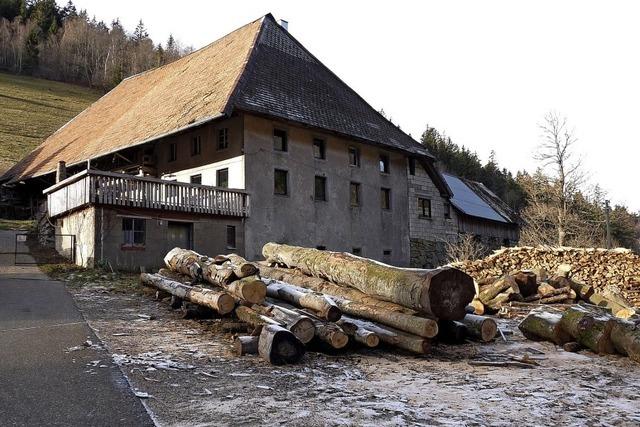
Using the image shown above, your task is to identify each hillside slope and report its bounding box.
[0,72,101,175]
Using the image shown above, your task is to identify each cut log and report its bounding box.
[559,306,616,354]
[485,287,521,311]
[460,314,497,342]
[222,322,250,333]
[437,320,468,344]
[141,273,235,315]
[563,342,582,352]
[336,319,380,347]
[213,255,230,265]
[610,320,640,363]
[259,265,416,314]
[265,280,341,321]
[518,310,572,345]
[524,286,572,302]
[202,262,236,287]
[164,247,204,279]
[262,243,474,320]
[234,336,259,356]
[588,292,636,319]
[537,283,557,297]
[344,317,431,354]
[468,298,485,315]
[235,305,281,328]
[227,276,266,304]
[257,303,315,344]
[258,324,305,365]
[157,268,192,284]
[312,319,349,349]
[225,254,259,278]
[513,271,538,297]
[478,275,519,304]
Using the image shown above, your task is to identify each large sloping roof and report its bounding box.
[442,173,517,224]
[2,14,430,183]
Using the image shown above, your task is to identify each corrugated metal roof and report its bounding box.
[442,173,509,223]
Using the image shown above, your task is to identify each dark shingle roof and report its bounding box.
[231,15,431,157]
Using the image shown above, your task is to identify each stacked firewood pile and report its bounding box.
[454,246,640,307]
[471,268,637,319]
[139,243,499,365]
[519,305,640,364]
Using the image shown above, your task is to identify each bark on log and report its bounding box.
[164,247,204,279]
[588,293,636,319]
[312,319,349,349]
[234,336,259,356]
[460,314,498,342]
[258,324,305,365]
[478,275,519,304]
[235,305,281,328]
[226,254,259,278]
[262,243,474,320]
[157,268,192,284]
[141,273,235,315]
[259,265,416,314]
[513,271,538,297]
[336,319,380,347]
[468,298,485,315]
[227,276,266,304]
[437,320,468,344]
[610,320,640,363]
[518,310,572,345]
[524,286,573,302]
[344,317,431,354]
[257,303,315,344]
[559,306,616,354]
[265,280,341,321]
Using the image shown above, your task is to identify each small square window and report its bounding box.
[190,174,202,185]
[226,225,236,249]
[316,245,326,250]
[444,202,451,218]
[169,143,177,162]
[273,128,288,152]
[313,138,325,159]
[409,158,416,175]
[383,249,391,256]
[348,146,360,167]
[122,218,145,246]
[217,128,229,150]
[350,182,360,207]
[381,188,391,210]
[418,198,432,218]
[352,247,362,256]
[216,168,229,188]
[274,169,288,195]
[314,176,327,201]
[379,154,390,174]
[191,135,202,156]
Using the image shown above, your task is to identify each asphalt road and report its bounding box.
[0,230,153,426]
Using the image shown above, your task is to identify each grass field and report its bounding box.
[0,72,101,175]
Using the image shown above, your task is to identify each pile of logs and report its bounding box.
[519,305,640,364]
[454,246,640,307]
[139,243,498,365]
[471,268,637,319]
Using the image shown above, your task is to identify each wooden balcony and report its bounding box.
[43,170,249,218]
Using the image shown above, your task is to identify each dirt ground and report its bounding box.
[60,273,640,427]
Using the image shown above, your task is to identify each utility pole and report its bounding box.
[605,200,612,249]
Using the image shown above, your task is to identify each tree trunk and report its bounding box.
[559,306,616,354]
[258,324,305,365]
[610,320,640,363]
[513,271,538,297]
[257,303,315,344]
[437,320,467,344]
[164,247,204,279]
[140,273,235,315]
[262,243,474,320]
[524,286,572,302]
[259,264,415,315]
[336,318,380,347]
[226,276,266,304]
[225,254,259,278]
[234,336,259,356]
[265,280,342,321]
[460,314,498,342]
[344,317,431,354]
[157,268,192,284]
[235,305,281,328]
[518,310,572,345]
[468,298,485,315]
[478,275,518,304]
[587,293,636,319]
[312,319,349,349]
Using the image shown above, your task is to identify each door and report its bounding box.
[167,222,193,250]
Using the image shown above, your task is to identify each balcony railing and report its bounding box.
[43,170,249,218]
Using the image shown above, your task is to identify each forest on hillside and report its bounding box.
[421,116,640,252]
[0,0,191,89]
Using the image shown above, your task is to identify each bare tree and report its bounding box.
[444,233,486,263]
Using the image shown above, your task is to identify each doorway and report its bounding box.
[167,221,193,250]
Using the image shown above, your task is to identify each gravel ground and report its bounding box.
[65,279,640,427]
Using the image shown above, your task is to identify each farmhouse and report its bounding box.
[1,14,517,270]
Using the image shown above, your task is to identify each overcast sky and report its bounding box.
[64,0,640,212]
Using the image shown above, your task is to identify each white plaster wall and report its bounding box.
[161,155,245,189]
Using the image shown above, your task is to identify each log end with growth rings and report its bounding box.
[422,267,476,320]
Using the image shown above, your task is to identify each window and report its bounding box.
[352,247,362,256]
[379,154,390,173]
[273,128,288,152]
[216,168,229,188]
[503,238,511,247]
[316,245,326,250]
[350,182,360,207]
[313,138,325,159]
[169,143,177,162]
[274,169,288,195]
[409,158,416,175]
[191,136,202,156]
[381,188,391,210]
[348,146,360,167]
[122,218,145,246]
[226,225,236,249]
[418,198,432,218]
[314,176,327,201]
[217,128,229,150]
[383,249,391,256]
[190,174,202,185]
[444,202,451,218]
